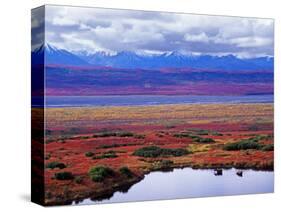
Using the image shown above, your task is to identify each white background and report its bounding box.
[0,0,280,211]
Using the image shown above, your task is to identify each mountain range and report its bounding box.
[32,44,274,71]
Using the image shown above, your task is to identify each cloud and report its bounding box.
[43,5,274,58]
[31,6,45,50]
[184,32,210,43]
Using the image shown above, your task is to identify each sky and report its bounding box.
[32,5,274,58]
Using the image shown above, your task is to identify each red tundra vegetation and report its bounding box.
[32,103,273,205]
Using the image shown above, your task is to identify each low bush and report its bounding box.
[223,140,261,151]
[211,131,223,136]
[174,132,215,143]
[187,129,223,136]
[93,131,135,138]
[133,146,189,158]
[92,151,118,159]
[134,134,145,139]
[195,130,209,135]
[85,151,94,157]
[92,131,117,138]
[261,144,274,151]
[98,143,142,149]
[89,166,114,182]
[119,166,133,178]
[74,176,83,184]
[117,132,134,137]
[46,161,66,169]
[54,172,74,180]
[223,135,273,151]
[174,132,192,138]
[193,137,215,143]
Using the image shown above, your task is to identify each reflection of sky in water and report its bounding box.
[77,168,273,205]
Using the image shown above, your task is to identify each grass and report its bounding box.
[45,104,273,128]
[133,146,190,158]
[46,161,66,169]
[188,144,211,153]
[89,166,114,182]
[151,160,174,170]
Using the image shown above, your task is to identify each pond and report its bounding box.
[44,94,273,108]
[74,168,274,205]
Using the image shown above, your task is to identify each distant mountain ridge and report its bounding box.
[32,44,274,71]
[32,44,89,66]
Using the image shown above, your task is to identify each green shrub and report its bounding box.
[92,151,118,159]
[183,129,223,136]
[134,134,145,139]
[119,166,133,178]
[174,132,191,138]
[54,172,74,180]
[174,132,215,143]
[196,130,209,135]
[223,140,262,151]
[98,143,142,149]
[85,151,94,157]
[133,146,189,158]
[133,146,161,158]
[193,137,215,143]
[98,143,121,149]
[211,132,223,136]
[223,135,273,151]
[74,176,83,184]
[261,144,274,151]
[92,131,117,138]
[92,131,135,138]
[89,166,114,182]
[117,131,134,137]
[46,161,66,169]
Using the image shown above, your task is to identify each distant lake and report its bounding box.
[39,95,273,108]
[75,168,274,205]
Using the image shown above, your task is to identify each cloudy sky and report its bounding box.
[32,5,274,58]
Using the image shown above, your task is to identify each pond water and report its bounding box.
[43,94,273,108]
[75,168,274,205]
